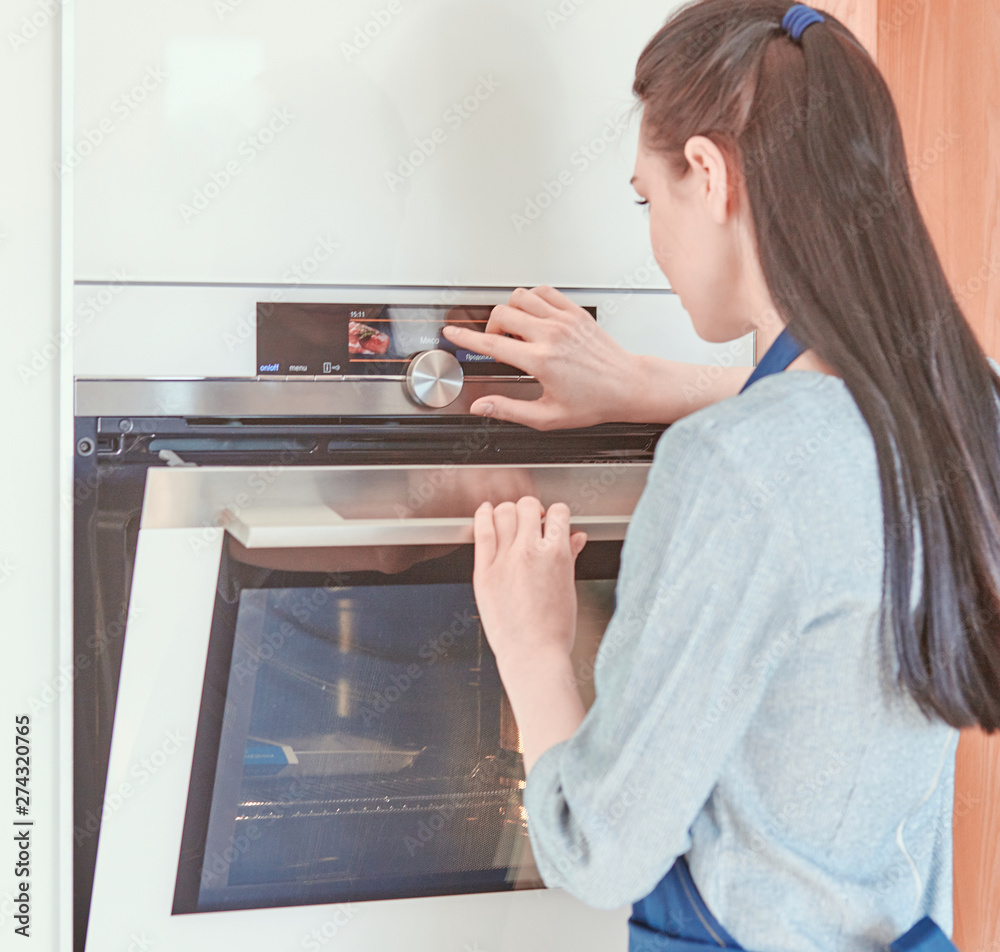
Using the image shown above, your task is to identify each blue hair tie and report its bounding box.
[782,3,826,41]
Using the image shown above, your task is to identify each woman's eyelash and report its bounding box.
[634,198,649,206]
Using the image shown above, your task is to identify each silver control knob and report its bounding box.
[405,350,464,408]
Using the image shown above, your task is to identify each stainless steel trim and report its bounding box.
[74,377,543,417]
[461,375,522,382]
[139,463,651,533]
[340,374,406,382]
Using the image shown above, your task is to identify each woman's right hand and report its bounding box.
[441,285,645,430]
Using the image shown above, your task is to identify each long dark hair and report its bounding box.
[634,0,1000,730]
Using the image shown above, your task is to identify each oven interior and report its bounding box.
[173,539,620,913]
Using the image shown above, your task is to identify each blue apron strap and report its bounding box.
[890,917,960,952]
[628,920,740,952]
[630,857,743,952]
[739,327,806,393]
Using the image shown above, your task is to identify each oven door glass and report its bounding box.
[174,537,619,914]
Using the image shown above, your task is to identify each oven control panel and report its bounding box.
[255,302,596,378]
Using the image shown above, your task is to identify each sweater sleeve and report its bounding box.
[522,414,807,909]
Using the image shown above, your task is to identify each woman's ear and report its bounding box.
[683,135,733,225]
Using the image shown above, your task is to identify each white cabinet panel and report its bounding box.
[72,0,681,286]
[70,284,753,378]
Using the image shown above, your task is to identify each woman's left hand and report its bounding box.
[472,497,588,675]
[473,496,590,773]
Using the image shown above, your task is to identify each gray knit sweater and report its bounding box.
[523,365,988,952]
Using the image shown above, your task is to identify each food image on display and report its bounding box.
[348,320,391,356]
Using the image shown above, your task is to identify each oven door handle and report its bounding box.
[220,505,631,548]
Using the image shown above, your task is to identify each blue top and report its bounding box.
[522,361,1000,952]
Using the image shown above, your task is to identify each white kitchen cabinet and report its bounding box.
[72,0,685,288]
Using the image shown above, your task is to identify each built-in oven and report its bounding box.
[73,297,696,951]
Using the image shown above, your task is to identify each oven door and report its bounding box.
[85,463,648,951]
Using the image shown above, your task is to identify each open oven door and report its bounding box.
[85,462,649,951]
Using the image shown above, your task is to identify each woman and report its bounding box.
[441,3,1000,952]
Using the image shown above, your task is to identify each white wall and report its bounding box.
[0,2,64,950]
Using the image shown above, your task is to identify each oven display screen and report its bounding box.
[255,302,596,376]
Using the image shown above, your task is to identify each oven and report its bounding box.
[73,291,753,951]
[67,0,750,941]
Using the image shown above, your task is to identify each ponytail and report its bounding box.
[634,0,1000,730]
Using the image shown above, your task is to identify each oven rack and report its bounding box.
[236,773,525,820]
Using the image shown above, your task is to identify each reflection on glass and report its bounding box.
[196,581,613,911]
